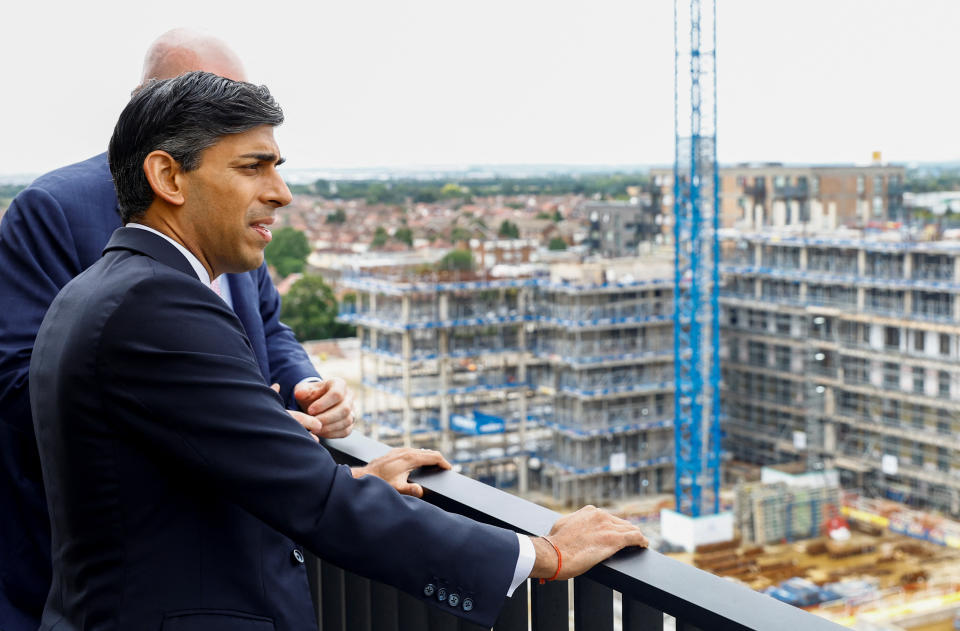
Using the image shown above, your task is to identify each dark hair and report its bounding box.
[108,71,284,223]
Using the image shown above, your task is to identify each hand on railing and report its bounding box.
[293,378,356,439]
[529,505,649,581]
[351,447,451,498]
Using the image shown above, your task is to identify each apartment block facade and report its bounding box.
[721,233,960,514]
[583,200,661,257]
[651,164,906,231]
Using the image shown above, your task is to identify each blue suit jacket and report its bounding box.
[0,154,318,630]
[29,227,517,630]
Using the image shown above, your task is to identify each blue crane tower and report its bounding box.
[672,0,723,517]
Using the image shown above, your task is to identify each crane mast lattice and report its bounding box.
[673,0,723,517]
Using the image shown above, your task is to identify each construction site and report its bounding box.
[720,232,960,514]
[337,255,679,503]
[330,226,960,629]
[327,0,960,624]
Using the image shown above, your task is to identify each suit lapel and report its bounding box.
[103,227,273,384]
[227,272,272,384]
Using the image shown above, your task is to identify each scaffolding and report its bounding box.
[534,279,676,506]
[339,230,960,513]
[340,274,544,490]
[720,232,960,517]
[340,264,680,505]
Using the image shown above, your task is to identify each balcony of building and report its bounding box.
[742,179,767,199]
[310,432,845,631]
[772,180,810,200]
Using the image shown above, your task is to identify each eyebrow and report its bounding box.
[239,152,286,166]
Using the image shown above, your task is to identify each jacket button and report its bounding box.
[292,549,305,564]
[462,598,474,612]
[448,593,460,607]
[437,587,447,602]
[423,583,436,597]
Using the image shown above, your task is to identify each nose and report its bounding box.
[266,170,293,208]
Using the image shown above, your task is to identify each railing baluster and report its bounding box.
[369,581,399,631]
[457,618,490,631]
[427,606,459,630]
[397,589,430,631]
[531,580,568,630]
[622,597,663,631]
[493,579,527,631]
[306,553,322,628]
[573,577,612,630]
[320,560,346,631]
[344,571,372,631]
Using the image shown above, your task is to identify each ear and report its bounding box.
[143,150,185,206]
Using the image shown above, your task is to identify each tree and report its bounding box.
[326,208,346,224]
[413,189,438,203]
[264,227,310,278]
[440,183,467,199]
[365,182,400,205]
[280,274,355,342]
[450,226,472,243]
[553,209,563,222]
[437,249,475,272]
[370,226,388,248]
[498,220,520,239]
[548,237,568,251]
[394,226,413,247]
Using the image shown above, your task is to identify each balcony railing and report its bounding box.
[773,183,809,199]
[309,432,846,631]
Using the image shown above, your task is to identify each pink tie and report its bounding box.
[210,277,224,298]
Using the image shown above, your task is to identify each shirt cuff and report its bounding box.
[298,377,323,385]
[507,534,536,596]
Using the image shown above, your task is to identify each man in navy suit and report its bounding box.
[0,30,355,630]
[29,71,648,629]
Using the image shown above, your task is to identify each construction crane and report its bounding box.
[672,0,723,517]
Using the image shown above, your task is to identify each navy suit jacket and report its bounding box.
[0,154,318,630]
[29,227,517,630]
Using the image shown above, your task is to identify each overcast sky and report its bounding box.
[1,0,957,177]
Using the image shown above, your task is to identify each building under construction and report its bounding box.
[338,256,678,505]
[532,259,675,505]
[336,228,960,517]
[338,271,543,489]
[721,231,960,515]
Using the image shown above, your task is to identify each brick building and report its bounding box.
[651,164,906,231]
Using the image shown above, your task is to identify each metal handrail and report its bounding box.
[317,432,846,630]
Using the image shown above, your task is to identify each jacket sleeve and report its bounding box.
[253,262,320,407]
[0,188,84,433]
[0,188,86,618]
[97,275,518,627]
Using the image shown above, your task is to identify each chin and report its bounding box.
[245,252,266,271]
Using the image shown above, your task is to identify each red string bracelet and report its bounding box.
[538,536,562,584]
